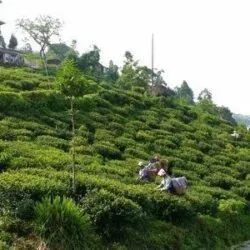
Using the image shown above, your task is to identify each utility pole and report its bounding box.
[151,33,154,85]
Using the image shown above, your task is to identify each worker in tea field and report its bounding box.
[156,159,173,192]
[156,159,188,194]
[138,154,161,181]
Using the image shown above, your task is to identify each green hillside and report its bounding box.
[0,66,250,249]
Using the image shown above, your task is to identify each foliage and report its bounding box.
[218,199,247,216]
[198,88,212,101]
[176,80,194,104]
[35,196,100,249]
[0,65,249,249]
[57,59,88,97]
[77,45,104,81]
[47,42,73,61]
[8,34,18,49]
[16,15,63,76]
[117,51,151,90]
[81,189,145,241]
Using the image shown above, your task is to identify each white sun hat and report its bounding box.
[138,161,144,167]
[158,168,166,176]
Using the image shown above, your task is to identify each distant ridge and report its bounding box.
[233,113,250,126]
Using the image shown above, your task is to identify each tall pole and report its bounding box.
[151,33,154,85]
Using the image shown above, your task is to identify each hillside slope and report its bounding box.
[0,66,250,249]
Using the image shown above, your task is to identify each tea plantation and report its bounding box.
[0,66,249,249]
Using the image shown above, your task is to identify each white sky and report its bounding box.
[1,0,250,115]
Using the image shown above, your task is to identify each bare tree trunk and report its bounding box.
[40,48,50,88]
[70,96,76,194]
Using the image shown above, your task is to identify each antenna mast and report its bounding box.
[151,33,154,85]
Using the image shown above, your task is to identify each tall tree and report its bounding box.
[198,88,212,101]
[197,88,218,115]
[78,45,104,81]
[153,70,167,87]
[16,15,63,77]
[177,80,194,104]
[57,59,88,193]
[118,51,150,90]
[105,60,119,82]
[8,34,18,49]
[218,106,236,124]
[47,43,72,61]
[0,34,6,48]
[0,0,6,50]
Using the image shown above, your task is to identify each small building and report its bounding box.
[0,47,24,65]
[0,17,24,65]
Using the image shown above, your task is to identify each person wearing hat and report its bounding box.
[137,154,161,181]
[138,161,147,180]
[156,160,172,191]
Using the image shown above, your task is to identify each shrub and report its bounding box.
[218,199,247,217]
[167,157,186,169]
[0,170,69,203]
[209,165,240,178]
[136,130,154,142]
[94,129,116,143]
[3,79,40,91]
[154,139,177,150]
[93,142,121,159]
[180,148,204,163]
[124,147,149,160]
[22,90,67,112]
[36,135,69,151]
[35,196,100,249]
[231,186,250,200]
[108,122,124,136]
[81,189,145,241]
[0,92,30,112]
[114,137,136,151]
[15,196,35,220]
[197,141,212,153]
[192,185,239,200]
[204,173,240,190]
[10,156,38,169]
[234,161,250,179]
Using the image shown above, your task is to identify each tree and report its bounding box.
[0,34,6,48]
[105,60,119,82]
[57,59,88,193]
[8,34,18,49]
[16,15,63,77]
[47,43,73,61]
[198,88,212,101]
[197,89,218,115]
[78,45,104,81]
[20,37,32,53]
[153,70,167,86]
[218,106,236,124]
[176,81,194,105]
[118,51,150,90]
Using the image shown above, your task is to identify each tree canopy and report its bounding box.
[57,59,87,97]
[176,80,194,104]
[8,34,18,49]
[16,15,63,76]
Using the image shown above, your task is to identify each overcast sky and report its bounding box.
[1,0,250,115]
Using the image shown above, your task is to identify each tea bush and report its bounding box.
[36,135,69,151]
[218,199,247,216]
[81,189,145,241]
[204,173,240,190]
[93,142,121,159]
